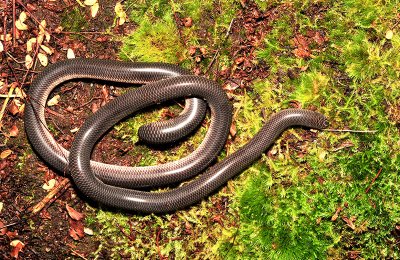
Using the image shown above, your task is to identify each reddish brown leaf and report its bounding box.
[69,219,85,240]
[234,56,245,65]
[183,17,193,27]
[313,31,328,45]
[0,221,7,235]
[230,122,237,137]
[331,206,343,221]
[66,204,84,221]
[342,216,356,230]
[9,125,19,137]
[6,230,18,239]
[188,46,197,56]
[8,101,19,115]
[293,35,311,58]
[10,241,25,258]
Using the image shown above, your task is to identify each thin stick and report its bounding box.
[206,18,235,74]
[29,178,71,215]
[0,83,16,127]
[365,167,383,194]
[324,129,378,133]
[12,0,16,49]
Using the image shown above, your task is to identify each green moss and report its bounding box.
[219,0,400,259]
[120,13,185,63]
[61,6,88,32]
[86,0,400,259]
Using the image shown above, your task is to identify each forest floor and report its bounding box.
[1,0,400,259]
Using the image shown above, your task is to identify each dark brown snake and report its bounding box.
[24,59,328,213]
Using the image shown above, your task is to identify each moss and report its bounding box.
[61,6,88,32]
[218,0,400,259]
[120,13,185,63]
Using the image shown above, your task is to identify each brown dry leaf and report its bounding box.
[331,206,343,221]
[66,204,84,221]
[69,219,85,240]
[293,35,311,59]
[183,17,193,27]
[342,216,356,230]
[8,100,19,115]
[1,149,12,159]
[10,240,25,258]
[230,122,237,137]
[0,221,7,235]
[9,125,19,137]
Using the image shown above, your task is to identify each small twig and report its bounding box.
[156,227,165,260]
[0,82,16,128]
[12,0,16,49]
[29,178,71,215]
[206,18,235,74]
[70,250,88,260]
[365,167,383,194]
[324,129,378,133]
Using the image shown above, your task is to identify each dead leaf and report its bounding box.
[8,100,20,115]
[0,34,12,42]
[331,206,343,221]
[115,2,127,25]
[10,240,25,258]
[230,122,237,137]
[6,230,18,239]
[0,221,7,235]
[25,54,33,69]
[183,17,193,27]
[91,2,100,17]
[47,94,60,106]
[69,219,85,240]
[0,149,11,159]
[0,202,3,213]
[84,227,93,235]
[15,19,28,31]
[66,204,84,221]
[386,30,393,40]
[293,34,311,59]
[26,38,37,52]
[40,45,54,55]
[19,12,27,23]
[67,48,75,59]
[84,0,97,6]
[38,53,48,66]
[342,216,356,230]
[0,41,3,52]
[9,125,19,137]
[42,179,57,190]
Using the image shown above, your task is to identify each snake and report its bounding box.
[25,58,328,213]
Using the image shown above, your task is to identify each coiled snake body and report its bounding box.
[25,59,327,213]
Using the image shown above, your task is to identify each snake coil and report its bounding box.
[25,59,327,213]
